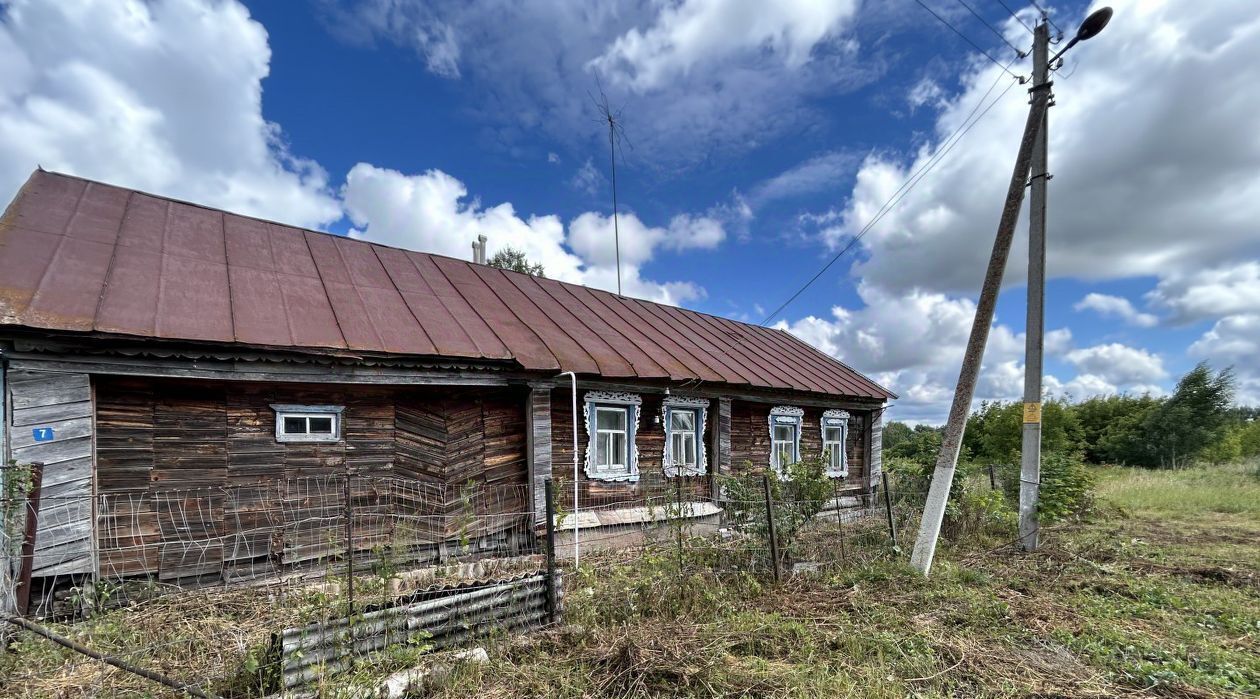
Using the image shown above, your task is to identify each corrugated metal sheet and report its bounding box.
[273,571,554,689]
[0,170,895,400]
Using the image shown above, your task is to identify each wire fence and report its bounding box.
[0,464,924,697]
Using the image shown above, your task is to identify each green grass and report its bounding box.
[1094,460,1260,519]
[428,463,1260,698]
[3,464,1256,697]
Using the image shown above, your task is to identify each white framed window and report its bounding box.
[663,396,708,477]
[822,409,850,477]
[584,391,642,482]
[272,404,344,443]
[595,406,629,473]
[768,406,803,474]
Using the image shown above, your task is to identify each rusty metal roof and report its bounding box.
[0,170,894,400]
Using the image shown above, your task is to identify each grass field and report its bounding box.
[431,462,1260,698]
[2,463,1255,697]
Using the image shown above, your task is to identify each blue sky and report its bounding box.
[2,0,1257,422]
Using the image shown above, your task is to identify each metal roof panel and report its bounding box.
[0,171,893,400]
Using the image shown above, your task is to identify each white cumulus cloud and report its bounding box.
[590,0,860,92]
[1074,293,1158,327]
[0,0,341,228]
[342,163,721,306]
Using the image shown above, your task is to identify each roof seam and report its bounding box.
[221,211,237,343]
[401,251,482,355]
[23,178,86,319]
[300,231,349,349]
[90,190,132,333]
[448,259,561,370]
[546,281,662,377]
[484,266,602,373]
[154,200,171,338]
[631,298,752,386]
[371,244,437,353]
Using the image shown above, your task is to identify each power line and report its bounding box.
[1028,0,1065,40]
[760,59,1024,326]
[954,0,1027,56]
[911,0,1026,79]
[996,0,1035,34]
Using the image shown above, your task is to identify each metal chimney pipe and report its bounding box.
[477,235,488,264]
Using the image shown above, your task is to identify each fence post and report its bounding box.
[543,477,557,623]
[881,471,897,551]
[989,463,997,490]
[832,478,847,564]
[762,474,780,583]
[16,462,45,617]
[343,466,354,619]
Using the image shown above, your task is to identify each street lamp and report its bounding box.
[1051,7,1113,64]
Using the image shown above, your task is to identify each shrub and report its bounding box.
[720,458,831,567]
[1025,451,1094,523]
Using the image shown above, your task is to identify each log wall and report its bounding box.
[729,400,870,487]
[93,377,528,581]
[550,389,713,508]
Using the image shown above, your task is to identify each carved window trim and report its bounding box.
[583,391,642,482]
[662,396,709,477]
[768,406,804,474]
[821,409,850,477]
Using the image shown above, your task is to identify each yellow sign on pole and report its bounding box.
[1023,402,1042,424]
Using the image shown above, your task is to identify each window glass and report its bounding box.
[670,410,694,432]
[597,408,626,431]
[274,405,343,443]
[308,417,334,434]
[594,406,629,470]
[682,434,696,465]
[826,443,843,469]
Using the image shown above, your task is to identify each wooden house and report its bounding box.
[0,170,893,587]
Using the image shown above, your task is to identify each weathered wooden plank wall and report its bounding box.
[550,390,713,508]
[525,387,551,526]
[729,401,869,486]
[5,370,94,576]
[93,377,529,581]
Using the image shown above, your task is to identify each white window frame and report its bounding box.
[272,404,344,443]
[583,391,641,482]
[663,396,709,477]
[821,409,850,477]
[768,406,804,475]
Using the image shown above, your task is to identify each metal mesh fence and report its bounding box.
[0,467,924,697]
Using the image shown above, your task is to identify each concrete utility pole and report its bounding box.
[910,78,1050,575]
[1019,21,1051,552]
[911,6,1112,575]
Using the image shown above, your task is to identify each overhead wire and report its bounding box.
[911,0,1025,78]
[996,0,1035,34]
[954,0,1027,56]
[1028,0,1065,40]
[759,54,1026,326]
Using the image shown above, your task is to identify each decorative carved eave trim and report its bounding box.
[662,395,710,409]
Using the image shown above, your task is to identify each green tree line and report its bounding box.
[883,362,1256,524]
[886,362,1254,470]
